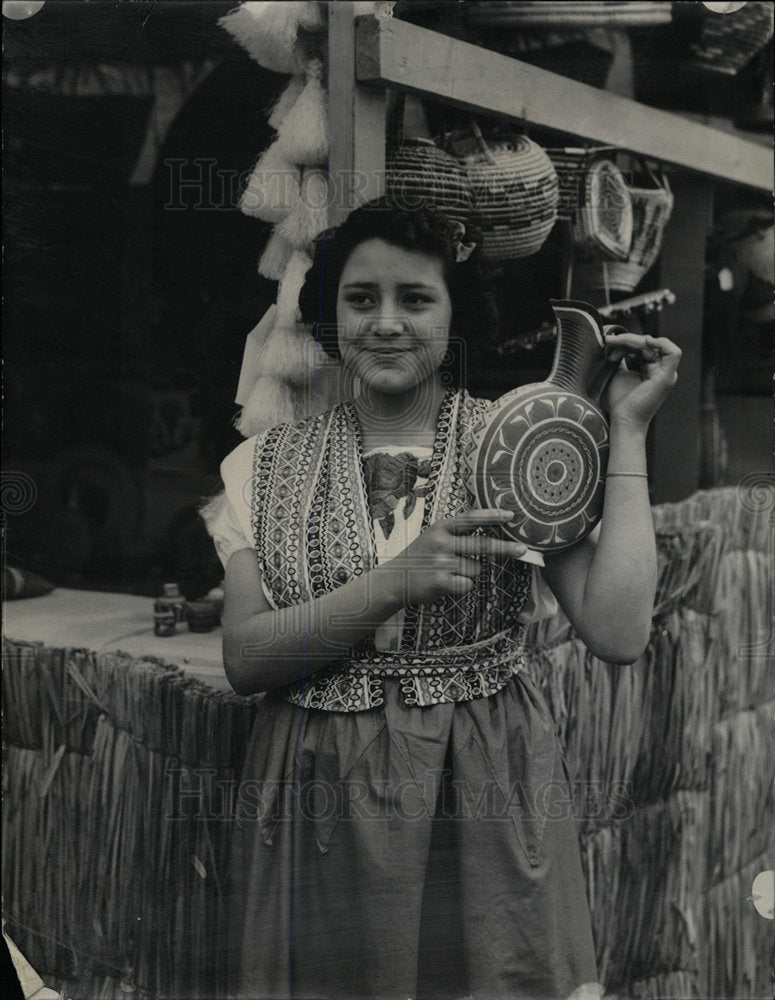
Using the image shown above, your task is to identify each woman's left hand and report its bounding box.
[603,332,682,431]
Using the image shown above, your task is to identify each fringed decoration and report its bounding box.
[236,328,338,436]
[233,362,341,438]
[275,169,329,248]
[258,230,294,279]
[290,359,347,422]
[275,250,313,327]
[236,252,330,431]
[218,2,323,76]
[259,323,316,385]
[274,57,328,166]
[235,376,296,437]
[239,142,301,222]
[234,305,278,406]
[267,74,305,130]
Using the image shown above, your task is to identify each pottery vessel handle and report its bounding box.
[588,323,629,410]
[548,300,626,410]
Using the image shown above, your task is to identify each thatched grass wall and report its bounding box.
[3,486,774,998]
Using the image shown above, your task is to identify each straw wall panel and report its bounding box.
[704,849,775,999]
[578,792,709,991]
[709,703,775,884]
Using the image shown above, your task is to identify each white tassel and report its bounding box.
[235,361,350,436]
[240,142,301,222]
[219,2,323,76]
[275,250,313,327]
[267,75,305,130]
[258,230,294,279]
[297,360,351,419]
[234,305,278,406]
[260,249,323,386]
[235,376,296,437]
[275,169,329,249]
[275,58,328,166]
[259,323,316,385]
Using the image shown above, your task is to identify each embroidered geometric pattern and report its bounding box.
[281,630,528,710]
[250,389,534,712]
[282,668,385,712]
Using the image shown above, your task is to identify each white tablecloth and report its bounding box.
[3,588,231,691]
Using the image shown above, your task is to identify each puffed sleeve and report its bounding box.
[200,436,257,569]
[200,491,251,570]
[517,565,559,624]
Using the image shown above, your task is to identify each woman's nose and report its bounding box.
[369,310,406,337]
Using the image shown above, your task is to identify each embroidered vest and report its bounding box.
[249,389,532,710]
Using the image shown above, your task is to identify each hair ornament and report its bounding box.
[455,240,477,264]
[450,220,477,263]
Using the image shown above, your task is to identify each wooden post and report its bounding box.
[650,174,714,504]
[327,2,386,226]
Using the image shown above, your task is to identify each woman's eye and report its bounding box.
[344,293,374,308]
[403,294,432,308]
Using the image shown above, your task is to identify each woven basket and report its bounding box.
[573,159,633,262]
[687,2,774,75]
[447,123,558,262]
[386,138,474,226]
[467,2,673,28]
[547,147,607,221]
[581,166,673,293]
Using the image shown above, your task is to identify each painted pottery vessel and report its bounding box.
[466,300,624,552]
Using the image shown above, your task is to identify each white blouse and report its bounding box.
[204,437,558,650]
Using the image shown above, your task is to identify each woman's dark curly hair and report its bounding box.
[297,197,499,388]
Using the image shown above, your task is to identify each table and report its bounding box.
[3,588,231,691]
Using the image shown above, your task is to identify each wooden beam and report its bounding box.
[355,16,773,192]
[327,3,386,227]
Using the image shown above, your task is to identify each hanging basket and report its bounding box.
[686,2,774,76]
[546,147,607,221]
[467,2,673,28]
[386,138,474,226]
[581,166,673,293]
[573,159,633,262]
[447,124,559,262]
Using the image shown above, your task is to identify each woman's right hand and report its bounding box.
[377,509,527,606]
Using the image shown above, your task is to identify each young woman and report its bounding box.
[207,199,681,999]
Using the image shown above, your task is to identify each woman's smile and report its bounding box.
[366,346,413,356]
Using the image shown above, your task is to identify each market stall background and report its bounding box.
[2,2,774,998]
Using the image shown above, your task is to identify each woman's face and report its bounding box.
[336,238,452,395]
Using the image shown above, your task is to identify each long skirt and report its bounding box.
[228,671,600,1000]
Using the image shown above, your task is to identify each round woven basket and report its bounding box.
[573,159,633,262]
[687,2,774,75]
[447,124,558,262]
[546,148,600,221]
[467,1,673,28]
[386,138,474,226]
[581,167,673,293]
